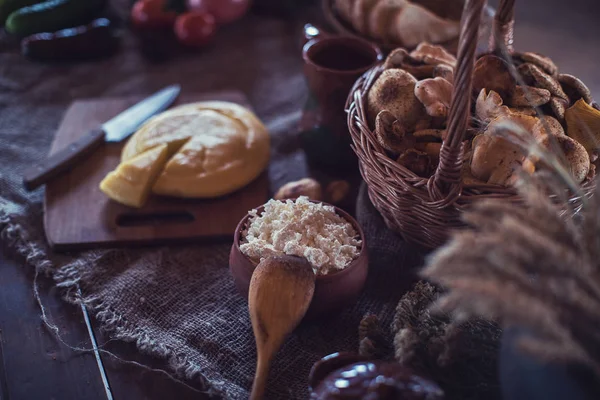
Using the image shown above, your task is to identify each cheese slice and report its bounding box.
[100,144,169,208]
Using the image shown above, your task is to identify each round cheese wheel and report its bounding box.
[121,101,270,198]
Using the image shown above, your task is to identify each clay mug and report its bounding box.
[300,24,383,172]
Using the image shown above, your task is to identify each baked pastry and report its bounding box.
[334,0,464,49]
[101,101,270,207]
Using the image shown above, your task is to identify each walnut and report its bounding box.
[508,85,551,108]
[409,43,456,66]
[414,77,453,118]
[472,55,515,100]
[274,178,322,200]
[558,74,593,105]
[325,180,350,204]
[367,69,426,129]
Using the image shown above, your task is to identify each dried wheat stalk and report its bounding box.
[422,169,600,378]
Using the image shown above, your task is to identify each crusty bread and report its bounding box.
[334,0,355,25]
[366,0,403,41]
[390,3,460,48]
[351,0,379,36]
[334,0,462,49]
[410,0,465,21]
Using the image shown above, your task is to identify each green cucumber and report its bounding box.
[5,0,106,36]
[0,0,43,24]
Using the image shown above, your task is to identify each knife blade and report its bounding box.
[103,84,180,142]
[22,85,181,191]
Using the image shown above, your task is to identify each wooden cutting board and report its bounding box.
[44,91,269,252]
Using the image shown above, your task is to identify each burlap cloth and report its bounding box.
[0,2,426,398]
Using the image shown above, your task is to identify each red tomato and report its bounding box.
[131,0,177,29]
[198,0,251,25]
[174,12,217,48]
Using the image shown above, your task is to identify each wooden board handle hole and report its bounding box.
[116,211,195,227]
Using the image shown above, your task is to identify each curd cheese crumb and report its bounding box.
[239,196,361,275]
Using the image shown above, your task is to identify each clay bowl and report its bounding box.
[229,200,368,320]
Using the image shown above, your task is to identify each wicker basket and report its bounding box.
[346,0,594,248]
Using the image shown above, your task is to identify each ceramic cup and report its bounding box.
[300,24,383,172]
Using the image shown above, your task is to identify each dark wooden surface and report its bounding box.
[2,1,600,399]
[0,251,207,400]
[0,252,106,400]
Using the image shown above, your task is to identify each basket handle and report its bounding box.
[489,0,516,53]
[430,0,485,199]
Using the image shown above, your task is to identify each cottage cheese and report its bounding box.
[240,196,361,275]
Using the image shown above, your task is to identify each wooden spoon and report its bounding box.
[248,255,316,400]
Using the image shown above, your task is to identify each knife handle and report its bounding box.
[23,128,106,191]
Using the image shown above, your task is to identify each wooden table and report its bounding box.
[2,0,600,398]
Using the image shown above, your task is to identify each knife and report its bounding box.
[23,84,181,191]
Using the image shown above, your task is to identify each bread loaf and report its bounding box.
[336,0,355,24]
[352,0,379,37]
[367,0,402,41]
[334,0,462,49]
[391,2,460,48]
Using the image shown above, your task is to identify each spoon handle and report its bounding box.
[250,354,271,400]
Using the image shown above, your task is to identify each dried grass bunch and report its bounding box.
[423,168,600,378]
